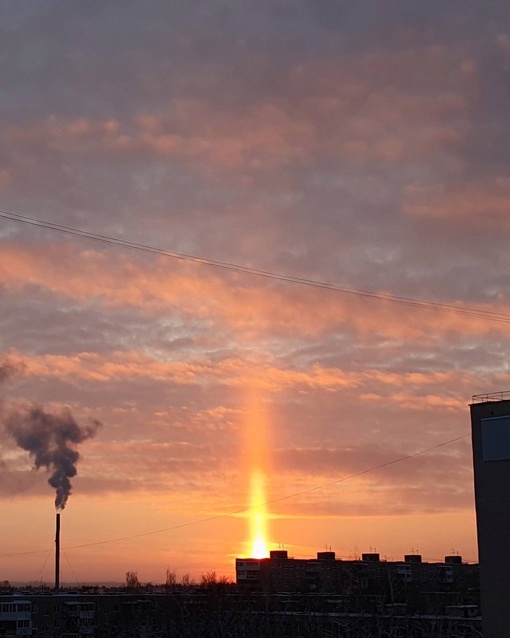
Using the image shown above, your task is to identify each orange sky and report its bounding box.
[1,1,509,585]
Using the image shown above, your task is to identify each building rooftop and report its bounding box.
[471,391,510,403]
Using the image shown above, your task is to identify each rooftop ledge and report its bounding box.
[472,391,510,403]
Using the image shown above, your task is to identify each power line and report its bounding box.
[1,209,510,323]
[35,545,53,585]
[0,433,469,558]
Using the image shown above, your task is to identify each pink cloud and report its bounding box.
[404,177,510,226]
[0,46,474,184]
[286,45,472,162]
[1,349,477,407]
[0,243,506,341]
[136,101,316,168]
[3,105,314,173]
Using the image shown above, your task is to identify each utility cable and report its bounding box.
[35,544,53,585]
[0,433,469,557]
[1,209,509,324]
[62,548,81,586]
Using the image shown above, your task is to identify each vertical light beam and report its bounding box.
[244,387,270,558]
[250,470,268,558]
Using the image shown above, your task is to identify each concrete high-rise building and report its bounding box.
[235,549,478,596]
[470,393,510,638]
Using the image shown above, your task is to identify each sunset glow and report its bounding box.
[5,1,508,585]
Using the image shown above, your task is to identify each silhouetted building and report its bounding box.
[0,589,483,638]
[471,393,510,638]
[235,549,478,601]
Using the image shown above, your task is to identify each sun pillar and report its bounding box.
[250,469,268,558]
[244,388,270,558]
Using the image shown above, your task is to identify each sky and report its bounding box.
[1,0,510,585]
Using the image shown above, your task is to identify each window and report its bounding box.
[2,604,16,613]
[80,618,95,627]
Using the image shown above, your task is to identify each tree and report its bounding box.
[200,570,218,587]
[125,570,140,590]
[180,573,195,587]
[165,567,177,587]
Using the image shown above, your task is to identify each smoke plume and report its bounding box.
[5,406,101,510]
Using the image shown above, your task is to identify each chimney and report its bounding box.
[55,512,60,593]
[362,553,380,562]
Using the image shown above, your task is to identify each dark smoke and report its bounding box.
[5,406,101,510]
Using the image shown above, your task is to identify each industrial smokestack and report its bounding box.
[55,512,60,593]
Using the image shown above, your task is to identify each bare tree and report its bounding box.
[125,570,140,590]
[165,567,177,587]
[180,572,195,587]
[200,570,218,587]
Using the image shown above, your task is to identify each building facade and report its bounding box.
[0,587,483,638]
[236,550,478,603]
[0,599,32,637]
[470,393,510,638]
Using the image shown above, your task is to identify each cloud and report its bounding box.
[0,360,24,384]
[0,243,507,344]
[0,433,241,500]
[404,177,510,228]
[0,466,49,498]
[1,46,471,183]
[275,441,471,480]
[0,349,479,401]
[268,439,473,516]
[0,430,473,517]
